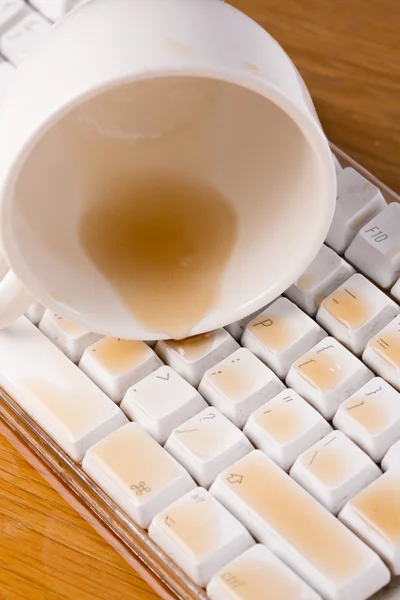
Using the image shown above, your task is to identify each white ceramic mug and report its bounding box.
[0,0,336,340]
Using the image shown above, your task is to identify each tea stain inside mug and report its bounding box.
[79,172,237,339]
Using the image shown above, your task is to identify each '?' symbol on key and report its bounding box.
[227,473,243,485]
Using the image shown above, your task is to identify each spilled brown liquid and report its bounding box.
[258,401,303,443]
[322,288,372,331]
[79,172,237,339]
[344,394,388,434]
[219,559,301,600]
[224,453,369,580]
[352,473,400,544]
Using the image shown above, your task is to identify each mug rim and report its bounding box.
[0,65,336,338]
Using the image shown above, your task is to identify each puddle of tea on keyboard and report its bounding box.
[79,173,237,339]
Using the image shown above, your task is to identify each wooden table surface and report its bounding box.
[1,1,400,599]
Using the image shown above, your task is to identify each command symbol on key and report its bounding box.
[130,481,151,496]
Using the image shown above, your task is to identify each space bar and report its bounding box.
[210,450,390,600]
[0,317,127,462]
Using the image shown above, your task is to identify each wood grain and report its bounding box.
[1,1,400,599]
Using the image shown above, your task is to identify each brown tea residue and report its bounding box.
[160,493,218,559]
[251,314,293,352]
[344,394,388,434]
[90,337,151,374]
[371,332,400,370]
[218,559,301,599]
[296,351,345,392]
[79,172,237,339]
[303,438,350,486]
[322,287,372,331]
[352,473,400,544]
[257,402,303,443]
[225,453,369,580]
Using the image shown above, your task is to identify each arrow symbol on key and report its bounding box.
[227,474,243,485]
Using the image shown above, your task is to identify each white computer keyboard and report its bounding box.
[1,2,400,600]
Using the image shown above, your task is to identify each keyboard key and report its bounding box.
[345,203,400,288]
[39,310,102,363]
[340,469,400,574]
[79,337,162,403]
[0,317,127,462]
[382,440,400,471]
[29,0,82,21]
[207,544,321,600]
[24,300,45,325]
[325,167,386,254]
[148,487,254,587]
[243,389,332,471]
[0,0,26,33]
[286,337,373,419]
[0,58,14,106]
[83,423,195,529]
[241,298,326,379]
[316,274,398,355]
[363,315,400,391]
[285,244,354,316]
[225,306,266,342]
[290,431,381,514]
[165,407,253,488]
[156,329,239,388]
[210,451,390,600]
[334,378,400,462]
[120,366,207,444]
[0,10,51,65]
[198,347,284,428]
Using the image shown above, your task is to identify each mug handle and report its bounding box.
[0,249,34,328]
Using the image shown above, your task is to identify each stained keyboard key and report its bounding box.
[363,315,400,391]
[325,167,386,254]
[83,423,195,529]
[340,468,400,574]
[120,366,207,444]
[334,378,400,462]
[241,297,326,379]
[79,337,162,403]
[207,544,321,600]
[165,407,253,488]
[0,317,127,462]
[156,329,239,388]
[285,244,354,317]
[210,450,390,600]
[286,337,373,419]
[225,306,266,341]
[243,389,331,471]
[149,487,254,587]
[346,203,400,288]
[290,431,381,514]
[39,309,102,363]
[316,274,398,355]
[199,347,284,428]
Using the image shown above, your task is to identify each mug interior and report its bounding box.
[9,75,330,339]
